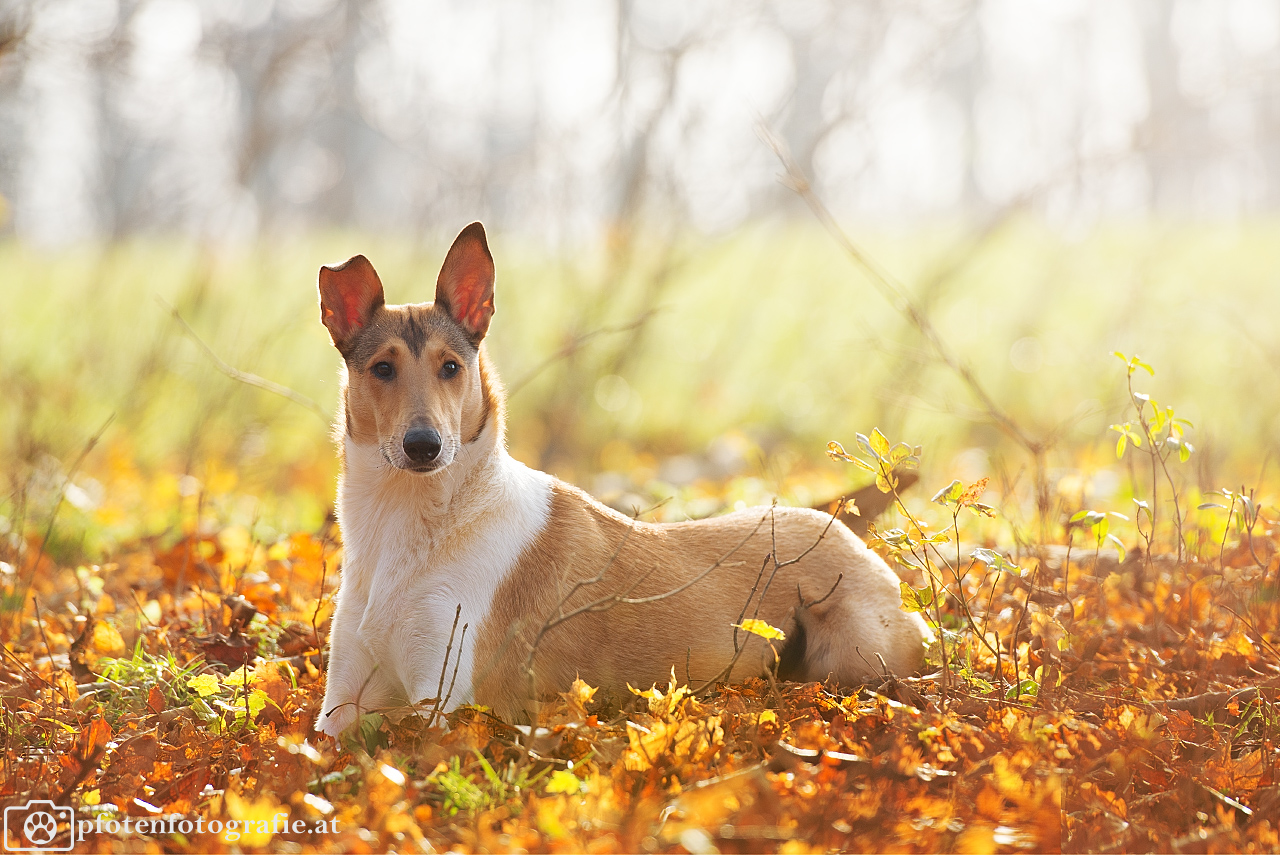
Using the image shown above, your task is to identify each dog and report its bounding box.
[314,223,930,735]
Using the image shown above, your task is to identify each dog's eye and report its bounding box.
[372,361,395,379]
[440,360,460,379]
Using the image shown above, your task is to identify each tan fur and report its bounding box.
[471,481,926,720]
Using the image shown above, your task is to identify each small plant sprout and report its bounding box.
[1069,510,1128,563]
[1110,352,1194,563]
[830,430,1011,704]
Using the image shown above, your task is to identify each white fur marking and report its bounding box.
[317,437,551,736]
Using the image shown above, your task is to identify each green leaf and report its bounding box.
[1151,402,1166,432]
[932,480,964,505]
[1069,510,1090,523]
[190,697,220,723]
[888,442,912,467]
[1179,441,1193,463]
[869,428,890,460]
[967,502,997,518]
[1105,533,1126,561]
[972,548,1022,574]
[1006,678,1039,700]
[1116,434,1128,458]
[899,582,933,613]
[1198,503,1226,510]
[855,433,874,457]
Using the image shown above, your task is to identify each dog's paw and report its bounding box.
[315,702,357,738]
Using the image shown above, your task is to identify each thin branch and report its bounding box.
[758,122,1039,456]
[13,414,114,624]
[425,605,463,728]
[159,297,330,423]
[506,311,661,398]
[801,573,843,609]
[438,624,469,722]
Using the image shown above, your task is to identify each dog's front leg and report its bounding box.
[316,601,396,737]
[402,635,471,724]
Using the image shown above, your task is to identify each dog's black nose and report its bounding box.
[403,427,442,465]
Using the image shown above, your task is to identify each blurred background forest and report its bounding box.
[3,0,1280,556]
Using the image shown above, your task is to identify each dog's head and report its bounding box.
[318,222,497,473]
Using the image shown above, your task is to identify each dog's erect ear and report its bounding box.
[435,222,495,341]
[319,255,385,352]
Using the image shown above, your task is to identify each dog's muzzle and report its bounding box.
[402,426,443,467]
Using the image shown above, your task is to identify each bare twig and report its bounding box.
[159,298,330,423]
[11,414,114,628]
[759,124,1038,455]
[507,311,661,398]
[800,573,843,609]
[425,605,464,728]
[438,624,469,722]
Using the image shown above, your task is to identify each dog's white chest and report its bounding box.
[335,444,552,709]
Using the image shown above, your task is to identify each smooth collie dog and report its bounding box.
[315,223,930,735]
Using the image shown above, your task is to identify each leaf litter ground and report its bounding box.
[2,467,1279,854]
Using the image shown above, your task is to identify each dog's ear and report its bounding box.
[319,255,385,353]
[435,222,495,341]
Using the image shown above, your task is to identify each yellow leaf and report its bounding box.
[628,669,692,719]
[563,676,598,723]
[222,665,258,690]
[734,619,786,641]
[223,789,285,847]
[187,674,221,698]
[91,621,126,656]
[545,770,584,794]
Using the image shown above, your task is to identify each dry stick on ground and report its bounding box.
[159,298,330,423]
[311,559,330,653]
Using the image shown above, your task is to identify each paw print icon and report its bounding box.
[3,801,74,852]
